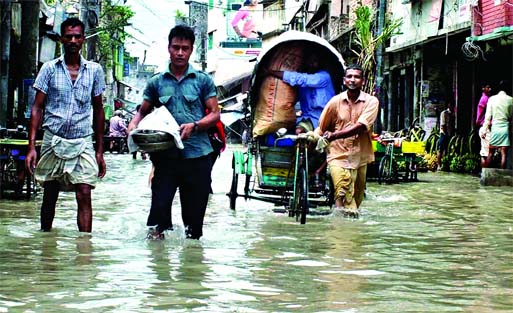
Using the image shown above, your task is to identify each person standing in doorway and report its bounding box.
[476,83,492,168]
[25,17,106,233]
[316,64,379,218]
[128,25,220,240]
[484,80,513,169]
[437,101,455,169]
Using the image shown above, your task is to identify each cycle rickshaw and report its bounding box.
[226,31,346,224]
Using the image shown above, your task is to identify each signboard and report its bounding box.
[123,63,130,77]
[217,40,262,60]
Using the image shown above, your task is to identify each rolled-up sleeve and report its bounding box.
[283,71,331,88]
[33,62,51,94]
[92,65,106,97]
[201,74,217,101]
[317,95,339,134]
[357,96,379,130]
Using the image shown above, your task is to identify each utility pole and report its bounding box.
[18,1,39,125]
[375,0,386,133]
[0,0,11,127]
[81,0,100,61]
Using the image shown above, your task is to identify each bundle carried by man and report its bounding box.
[128,106,184,153]
[252,42,304,137]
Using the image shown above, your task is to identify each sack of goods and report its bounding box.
[130,129,175,152]
[252,42,304,137]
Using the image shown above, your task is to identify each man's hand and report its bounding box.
[179,122,196,141]
[127,124,136,134]
[25,148,38,175]
[323,131,337,142]
[96,152,106,179]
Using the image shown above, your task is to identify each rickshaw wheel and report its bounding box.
[325,175,335,208]
[291,167,308,224]
[228,156,238,210]
[244,173,251,198]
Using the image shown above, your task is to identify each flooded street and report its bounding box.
[1,144,512,312]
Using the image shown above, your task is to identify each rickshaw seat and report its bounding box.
[259,134,294,147]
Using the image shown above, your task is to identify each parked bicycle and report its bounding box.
[377,137,400,184]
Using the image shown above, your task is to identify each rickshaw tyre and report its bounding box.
[229,172,238,210]
[299,167,308,224]
[291,167,307,222]
[228,157,238,210]
[244,173,251,197]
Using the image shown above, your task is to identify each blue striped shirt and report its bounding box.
[33,55,106,139]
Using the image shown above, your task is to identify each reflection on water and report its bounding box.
[0,145,512,312]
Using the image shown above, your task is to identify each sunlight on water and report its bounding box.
[320,269,386,276]
[287,260,330,266]
[1,146,512,312]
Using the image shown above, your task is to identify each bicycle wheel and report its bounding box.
[378,156,395,184]
[291,166,308,224]
[468,129,480,155]
[405,155,418,181]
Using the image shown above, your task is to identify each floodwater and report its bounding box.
[1,144,512,312]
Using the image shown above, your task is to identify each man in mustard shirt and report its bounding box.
[316,64,379,218]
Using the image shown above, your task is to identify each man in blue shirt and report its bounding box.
[265,50,335,134]
[128,25,220,240]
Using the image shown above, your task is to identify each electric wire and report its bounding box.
[461,40,486,61]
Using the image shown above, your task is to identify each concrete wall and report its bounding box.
[388,0,472,50]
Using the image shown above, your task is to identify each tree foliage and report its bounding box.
[97,0,134,69]
[352,4,402,93]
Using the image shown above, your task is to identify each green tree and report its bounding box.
[352,4,402,93]
[97,0,134,70]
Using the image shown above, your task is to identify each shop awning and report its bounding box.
[386,25,470,53]
[117,80,138,90]
[466,26,513,42]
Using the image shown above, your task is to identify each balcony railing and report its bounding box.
[262,2,286,34]
[328,15,350,41]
